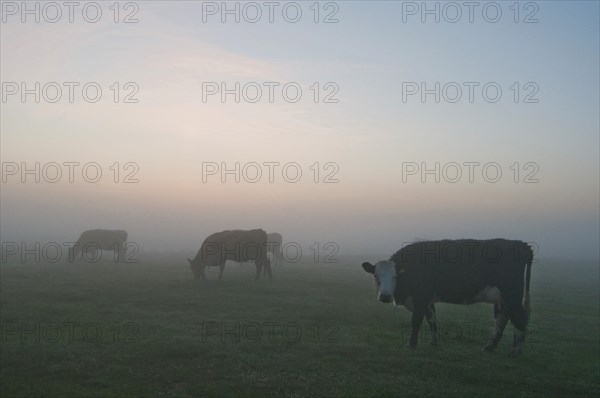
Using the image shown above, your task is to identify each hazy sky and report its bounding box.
[1,1,598,260]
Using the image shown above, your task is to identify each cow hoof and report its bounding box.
[511,347,523,357]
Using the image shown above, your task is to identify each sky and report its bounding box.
[1,1,598,260]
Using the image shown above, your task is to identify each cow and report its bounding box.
[69,229,128,262]
[362,239,533,356]
[267,232,284,267]
[238,232,282,271]
[188,229,272,281]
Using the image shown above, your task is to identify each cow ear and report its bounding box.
[362,262,375,274]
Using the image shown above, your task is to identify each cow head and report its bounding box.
[362,260,397,304]
[187,258,206,279]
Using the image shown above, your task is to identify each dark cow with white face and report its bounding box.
[188,229,272,281]
[362,239,533,356]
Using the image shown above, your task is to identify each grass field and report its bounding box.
[1,257,598,397]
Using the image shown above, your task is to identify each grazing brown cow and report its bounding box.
[188,229,272,280]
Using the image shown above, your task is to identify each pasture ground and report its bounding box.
[1,257,598,397]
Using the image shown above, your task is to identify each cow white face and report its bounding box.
[362,260,397,303]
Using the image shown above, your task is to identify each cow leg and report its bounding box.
[254,263,262,281]
[510,305,528,357]
[408,306,426,348]
[87,247,98,261]
[69,245,81,263]
[116,247,124,262]
[218,264,224,280]
[264,260,272,281]
[262,263,271,278]
[483,304,508,352]
[424,304,438,346]
[512,329,526,357]
[271,253,277,267]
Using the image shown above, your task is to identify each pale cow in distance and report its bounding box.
[69,229,128,262]
[267,232,284,267]
[188,229,272,281]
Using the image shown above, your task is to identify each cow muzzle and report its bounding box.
[378,294,393,303]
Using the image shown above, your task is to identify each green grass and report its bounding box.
[1,257,598,397]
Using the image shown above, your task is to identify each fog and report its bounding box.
[2,175,598,261]
[1,1,599,262]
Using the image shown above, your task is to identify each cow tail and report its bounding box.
[523,245,533,320]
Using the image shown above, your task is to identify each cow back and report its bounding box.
[196,229,268,266]
[390,239,532,304]
[78,229,128,250]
